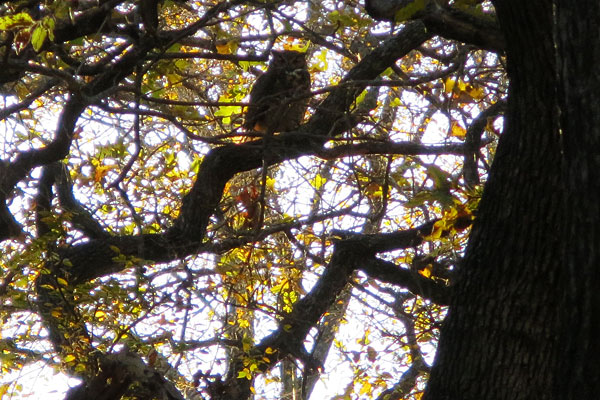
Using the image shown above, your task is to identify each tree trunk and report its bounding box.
[424,1,600,399]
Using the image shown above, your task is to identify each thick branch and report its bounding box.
[423,6,505,52]
[360,257,450,305]
[332,220,437,254]
[65,349,185,400]
[318,141,469,159]
[54,164,110,239]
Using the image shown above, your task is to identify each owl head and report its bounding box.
[270,50,307,71]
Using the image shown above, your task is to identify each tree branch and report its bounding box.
[422,6,505,52]
[360,257,450,305]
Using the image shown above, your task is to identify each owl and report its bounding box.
[243,50,311,134]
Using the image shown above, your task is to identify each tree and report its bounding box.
[0,1,507,399]
[424,1,600,398]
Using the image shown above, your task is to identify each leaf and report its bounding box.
[312,50,329,72]
[450,121,467,138]
[94,310,107,320]
[327,10,355,27]
[31,29,47,49]
[94,165,112,183]
[404,191,433,208]
[0,12,34,30]
[214,94,242,124]
[444,77,456,94]
[216,40,238,54]
[426,164,451,191]
[467,85,485,100]
[359,381,372,395]
[418,264,432,278]
[393,0,429,22]
[423,220,445,240]
[31,18,55,51]
[310,174,327,190]
[237,369,252,380]
[239,61,261,71]
[354,89,368,107]
[64,354,76,363]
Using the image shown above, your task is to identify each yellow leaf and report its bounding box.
[237,369,252,380]
[418,264,432,278]
[444,77,456,94]
[64,354,76,363]
[216,43,230,54]
[0,12,34,30]
[310,175,327,190]
[313,50,329,72]
[450,121,467,138]
[56,277,68,287]
[238,319,250,329]
[359,381,372,395]
[94,165,112,183]
[94,310,107,321]
[424,220,445,240]
[467,85,485,100]
[40,284,55,290]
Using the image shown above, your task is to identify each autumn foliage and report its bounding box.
[0,1,505,399]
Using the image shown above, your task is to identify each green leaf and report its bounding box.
[426,164,451,191]
[31,26,48,51]
[404,191,433,208]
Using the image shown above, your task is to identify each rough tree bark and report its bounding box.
[424,1,600,399]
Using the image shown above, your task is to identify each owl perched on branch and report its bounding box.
[243,50,311,134]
